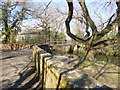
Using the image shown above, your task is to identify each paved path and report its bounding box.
[0,49,37,89]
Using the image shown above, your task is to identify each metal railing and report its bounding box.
[45,40,73,46]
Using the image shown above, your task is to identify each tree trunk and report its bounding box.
[4,34,10,44]
[68,45,75,54]
[2,3,10,44]
[86,50,95,61]
[116,2,120,67]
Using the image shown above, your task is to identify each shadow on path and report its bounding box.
[7,62,42,89]
[1,52,31,61]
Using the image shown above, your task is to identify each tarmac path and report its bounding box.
[0,49,40,89]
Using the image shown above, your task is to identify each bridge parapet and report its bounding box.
[32,45,106,89]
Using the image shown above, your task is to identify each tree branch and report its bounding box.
[11,19,19,29]
[77,0,98,35]
[44,0,52,10]
[97,13,116,39]
[11,7,26,29]
[65,0,88,43]
[93,38,114,47]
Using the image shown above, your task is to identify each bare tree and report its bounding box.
[65,0,119,65]
[0,1,32,44]
[31,2,66,43]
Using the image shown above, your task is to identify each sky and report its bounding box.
[20,0,117,40]
[23,0,117,24]
[22,0,117,28]
[0,0,117,40]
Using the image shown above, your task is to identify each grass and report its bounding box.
[51,47,119,88]
[77,60,120,88]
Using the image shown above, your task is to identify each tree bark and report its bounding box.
[77,1,97,34]
[116,3,120,84]
[2,3,10,44]
[65,1,88,43]
[68,44,75,54]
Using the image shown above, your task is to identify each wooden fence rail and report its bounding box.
[1,44,32,50]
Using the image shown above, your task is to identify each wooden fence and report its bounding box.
[1,44,32,50]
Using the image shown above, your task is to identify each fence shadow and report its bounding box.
[8,62,42,89]
[56,58,116,89]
